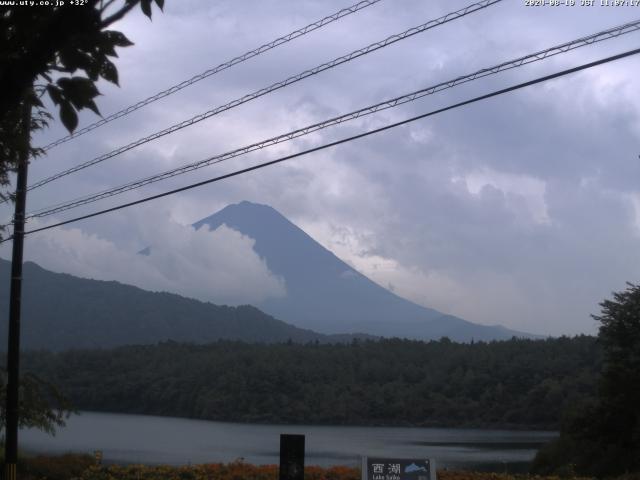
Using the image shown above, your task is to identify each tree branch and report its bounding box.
[101,1,139,28]
[100,0,119,14]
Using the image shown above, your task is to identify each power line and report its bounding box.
[39,0,384,152]
[6,46,638,243]
[24,18,640,220]
[26,0,502,192]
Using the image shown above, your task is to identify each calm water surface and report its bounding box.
[20,412,556,471]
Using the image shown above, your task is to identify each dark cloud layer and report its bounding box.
[2,0,639,335]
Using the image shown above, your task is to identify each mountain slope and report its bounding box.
[0,259,351,351]
[193,201,533,341]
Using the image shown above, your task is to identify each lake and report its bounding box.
[20,411,556,471]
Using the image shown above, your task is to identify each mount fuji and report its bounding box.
[192,201,533,341]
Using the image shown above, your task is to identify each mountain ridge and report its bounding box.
[0,201,535,348]
[193,201,535,341]
[0,258,368,351]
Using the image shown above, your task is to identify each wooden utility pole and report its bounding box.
[4,99,31,480]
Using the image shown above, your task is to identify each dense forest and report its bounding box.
[21,336,600,429]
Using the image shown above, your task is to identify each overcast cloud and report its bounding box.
[1,0,639,336]
[19,213,286,306]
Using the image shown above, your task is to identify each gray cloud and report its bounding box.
[0,212,286,306]
[2,0,639,336]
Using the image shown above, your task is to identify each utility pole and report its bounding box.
[4,99,31,480]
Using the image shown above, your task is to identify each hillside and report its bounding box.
[0,259,352,350]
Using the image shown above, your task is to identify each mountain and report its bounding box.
[0,259,360,351]
[193,201,533,341]
[0,202,533,349]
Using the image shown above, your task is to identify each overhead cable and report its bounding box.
[26,0,502,192]
[6,46,638,242]
[40,0,385,152]
[25,18,640,220]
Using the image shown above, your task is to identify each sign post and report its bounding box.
[362,457,436,480]
[279,434,305,480]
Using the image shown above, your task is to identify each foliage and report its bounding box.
[0,88,51,203]
[0,0,163,214]
[8,453,640,480]
[22,336,601,429]
[594,283,640,434]
[532,283,640,477]
[0,369,73,436]
[15,453,95,480]
[13,455,634,480]
[74,462,361,480]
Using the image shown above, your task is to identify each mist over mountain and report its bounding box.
[193,201,534,341]
[0,202,533,350]
[0,259,359,351]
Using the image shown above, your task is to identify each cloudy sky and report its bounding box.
[2,0,639,336]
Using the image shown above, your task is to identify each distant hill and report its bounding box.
[193,201,534,341]
[0,259,359,351]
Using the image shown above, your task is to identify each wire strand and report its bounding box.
[7,46,638,242]
[25,18,640,220]
[39,0,385,152]
[26,0,503,192]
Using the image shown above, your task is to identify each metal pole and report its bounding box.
[4,100,31,480]
[279,434,305,480]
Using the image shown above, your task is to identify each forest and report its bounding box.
[21,335,600,429]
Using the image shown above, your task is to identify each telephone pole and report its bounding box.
[4,99,31,480]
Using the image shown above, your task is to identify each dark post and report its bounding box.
[279,434,305,480]
[4,100,31,480]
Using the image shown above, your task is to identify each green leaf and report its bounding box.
[58,76,99,98]
[31,96,44,109]
[140,0,152,19]
[102,30,134,48]
[59,101,78,133]
[154,0,164,10]
[85,63,100,81]
[58,48,93,74]
[100,58,119,86]
[99,36,118,58]
[57,77,101,113]
[85,99,101,116]
[46,85,63,106]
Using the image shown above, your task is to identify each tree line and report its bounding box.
[20,335,600,430]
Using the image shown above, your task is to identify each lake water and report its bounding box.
[20,412,556,471]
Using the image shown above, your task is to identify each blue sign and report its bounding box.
[362,457,436,480]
